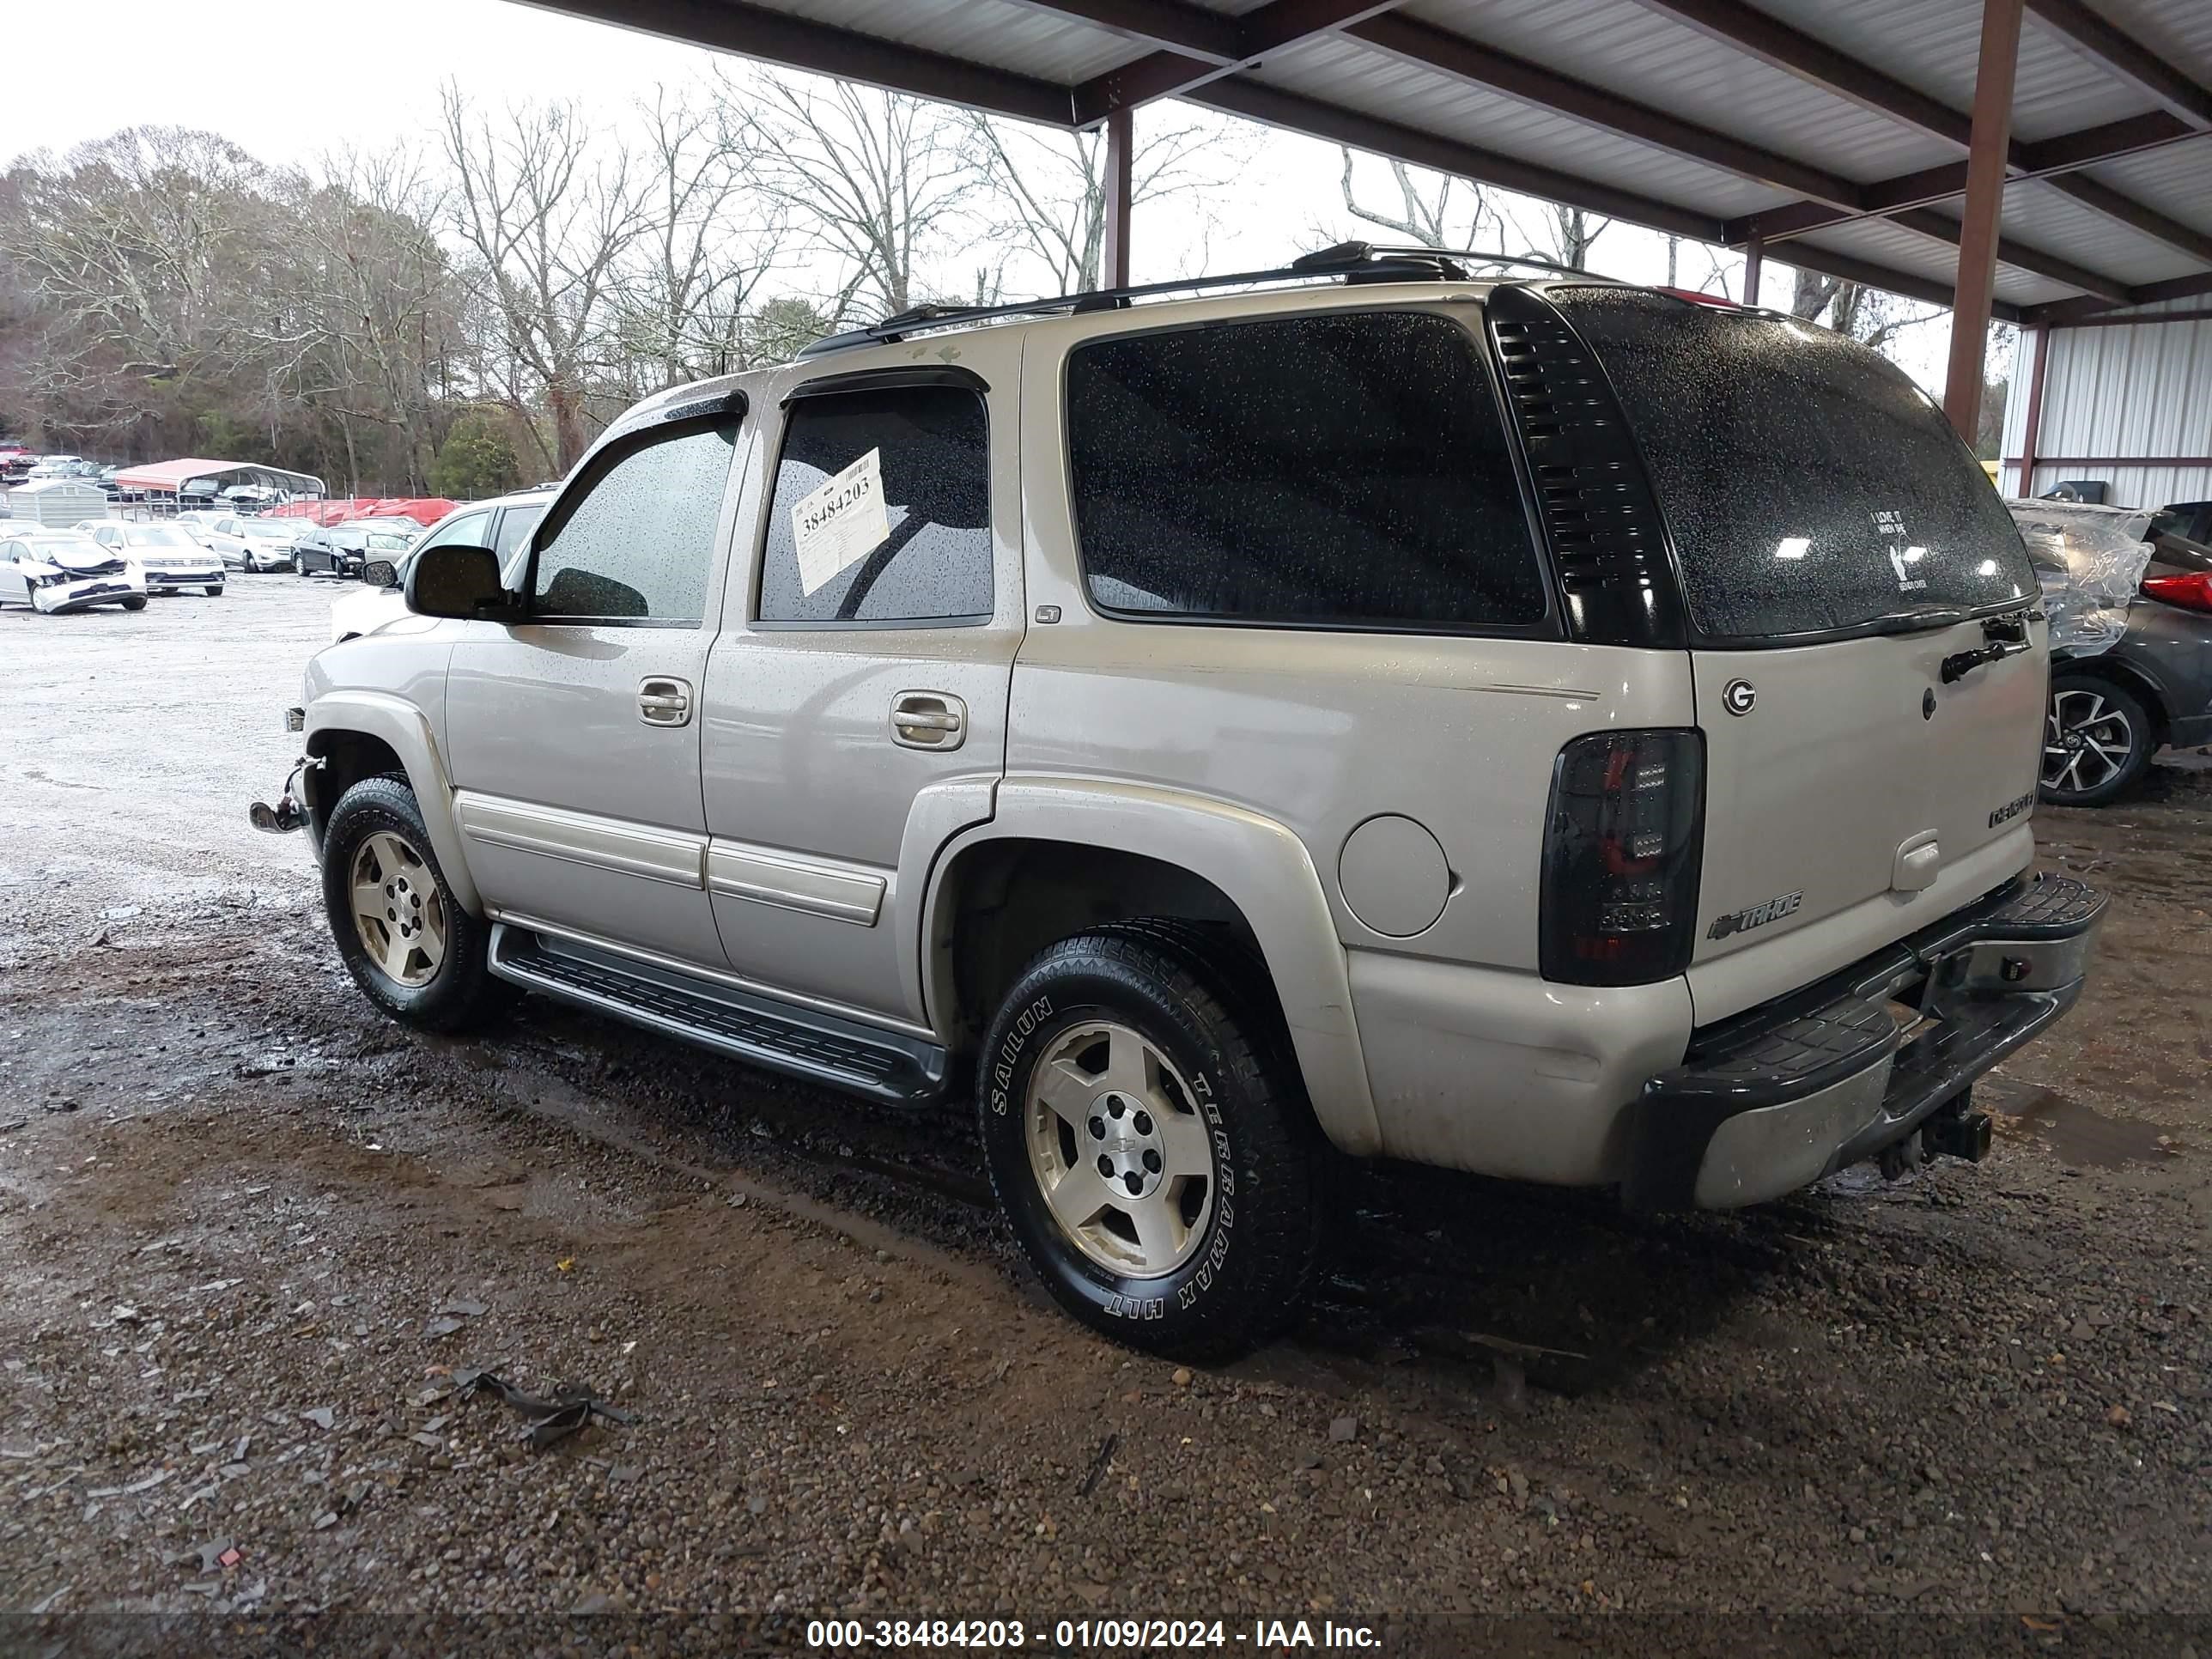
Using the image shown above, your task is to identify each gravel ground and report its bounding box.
[2,579,2209,1656]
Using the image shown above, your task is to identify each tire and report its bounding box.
[2041,672,2155,807]
[976,925,1325,1363]
[121,596,148,611]
[320,776,501,1032]
[204,584,224,598]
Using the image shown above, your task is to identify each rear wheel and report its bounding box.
[976,926,1324,1362]
[2041,673,2155,807]
[321,776,501,1031]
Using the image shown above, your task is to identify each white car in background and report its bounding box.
[328,489,551,642]
[176,511,303,572]
[76,520,227,596]
[0,527,148,613]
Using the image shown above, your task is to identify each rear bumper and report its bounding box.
[1623,872,2105,1211]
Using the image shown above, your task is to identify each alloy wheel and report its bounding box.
[2042,688,2135,797]
[349,830,447,988]
[1024,1019,1216,1279]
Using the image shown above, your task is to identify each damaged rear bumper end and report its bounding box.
[1624,872,2106,1211]
[250,720,320,836]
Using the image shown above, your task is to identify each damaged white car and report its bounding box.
[75,520,227,596]
[0,528,149,613]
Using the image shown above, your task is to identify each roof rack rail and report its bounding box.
[1334,244,1638,284]
[796,241,1489,357]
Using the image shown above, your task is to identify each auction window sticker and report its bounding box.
[793,447,890,597]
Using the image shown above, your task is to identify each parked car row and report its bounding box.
[0,527,150,613]
[0,509,430,616]
[74,520,228,595]
[174,510,307,572]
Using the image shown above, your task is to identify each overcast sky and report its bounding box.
[3,0,1996,393]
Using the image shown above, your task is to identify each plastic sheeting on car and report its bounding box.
[2006,498,2155,659]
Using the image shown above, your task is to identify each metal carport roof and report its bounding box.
[521,0,2212,429]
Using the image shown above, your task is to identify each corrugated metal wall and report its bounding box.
[2000,298,2212,508]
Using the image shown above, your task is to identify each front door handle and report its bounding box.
[638,676,693,728]
[890,690,967,750]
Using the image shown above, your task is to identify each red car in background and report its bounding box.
[0,442,32,485]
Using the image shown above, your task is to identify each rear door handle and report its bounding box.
[890,690,966,750]
[638,676,693,727]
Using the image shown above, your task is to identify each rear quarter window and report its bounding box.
[1065,309,1546,632]
[1548,288,2033,641]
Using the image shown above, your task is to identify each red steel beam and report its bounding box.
[515,0,1076,125]
[1640,0,2212,271]
[1944,0,2026,441]
[1729,114,2208,246]
[1101,106,1134,288]
[1633,0,1972,141]
[2002,454,2212,466]
[2025,0,2212,128]
[1349,9,2132,300]
[2045,305,2212,328]
[1350,13,1863,205]
[1000,0,1242,63]
[1073,0,1405,126]
[1889,206,2128,301]
[1188,74,2025,318]
[2016,322,2051,492]
[519,0,2034,323]
[2027,267,2212,324]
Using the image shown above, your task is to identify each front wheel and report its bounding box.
[120,596,148,611]
[320,776,501,1031]
[204,584,224,598]
[976,926,1324,1362]
[2041,673,2155,807]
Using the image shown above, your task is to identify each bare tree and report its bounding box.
[964,112,1245,293]
[1510,199,1610,270]
[0,127,279,425]
[730,73,979,323]
[281,144,461,490]
[438,83,645,473]
[1337,149,1502,252]
[608,85,787,392]
[1790,267,1939,356]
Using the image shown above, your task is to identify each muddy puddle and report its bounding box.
[1997,1086,2179,1167]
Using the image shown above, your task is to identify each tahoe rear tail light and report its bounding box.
[2142,572,2212,614]
[1540,730,1704,986]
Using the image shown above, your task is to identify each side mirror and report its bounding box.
[362,558,399,589]
[404,544,518,622]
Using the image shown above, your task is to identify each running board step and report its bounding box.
[488,924,950,1107]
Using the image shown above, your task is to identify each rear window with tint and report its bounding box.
[1549,288,2033,641]
[1066,310,1545,631]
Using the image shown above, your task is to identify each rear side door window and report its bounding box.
[529,422,738,625]
[757,383,992,625]
[1064,310,1546,631]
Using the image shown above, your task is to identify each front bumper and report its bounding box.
[144,568,225,589]
[1624,872,2105,1211]
[33,579,142,613]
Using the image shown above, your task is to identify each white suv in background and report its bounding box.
[327,489,553,643]
[258,247,2106,1359]
[176,511,303,573]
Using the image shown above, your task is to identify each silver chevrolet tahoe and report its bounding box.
[256,246,2105,1360]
